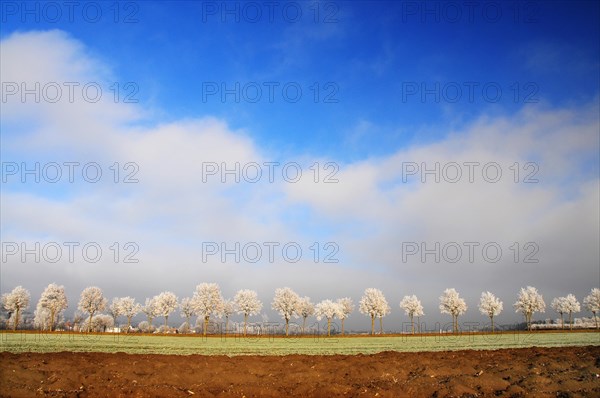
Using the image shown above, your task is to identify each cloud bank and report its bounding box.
[1,31,598,330]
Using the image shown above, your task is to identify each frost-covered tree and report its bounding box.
[142,296,160,328]
[514,286,545,331]
[315,299,340,336]
[297,296,315,334]
[551,295,580,330]
[271,287,300,336]
[219,299,235,334]
[399,295,424,334]
[562,294,580,330]
[108,298,122,326]
[155,291,178,327]
[119,297,141,332]
[1,286,30,330]
[178,321,191,334]
[376,302,391,335]
[82,314,114,332]
[551,297,567,329]
[359,288,390,335]
[97,314,114,332]
[80,315,95,333]
[180,297,196,331]
[336,297,354,335]
[478,292,503,333]
[439,288,467,333]
[72,310,84,330]
[191,283,223,336]
[583,288,600,329]
[234,289,262,336]
[138,320,152,333]
[34,303,51,331]
[78,287,108,332]
[37,283,68,331]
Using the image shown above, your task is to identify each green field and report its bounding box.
[1,331,599,356]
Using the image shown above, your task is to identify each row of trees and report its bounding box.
[2,284,599,334]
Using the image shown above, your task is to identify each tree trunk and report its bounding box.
[379,317,383,335]
[327,318,331,336]
[225,315,229,335]
[594,312,599,329]
[341,318,345,336]
[186,316,191,332]
[560,313,564,329]
[88,312,94,332]
[204,316,209,336]
[127,316,132,332]
[371,315,375,335]
[410,314,414,334]
[164,316,168,327]
[569,312,573,330]
[285,318,289,336]
[13,308,20,331]
[244,313,248,336]
[50,309,56,331]
[490,315,495,333]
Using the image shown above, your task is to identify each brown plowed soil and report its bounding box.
[1,346,599,397]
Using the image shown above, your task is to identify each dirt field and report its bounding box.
[1,346,599,397]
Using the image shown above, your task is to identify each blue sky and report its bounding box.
[3,1,598,159]
[1,1,599,331]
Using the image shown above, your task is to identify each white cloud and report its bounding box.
[1,30,598,329]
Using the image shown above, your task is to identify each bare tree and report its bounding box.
[78,287,108,332]
[1,286,30,330]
